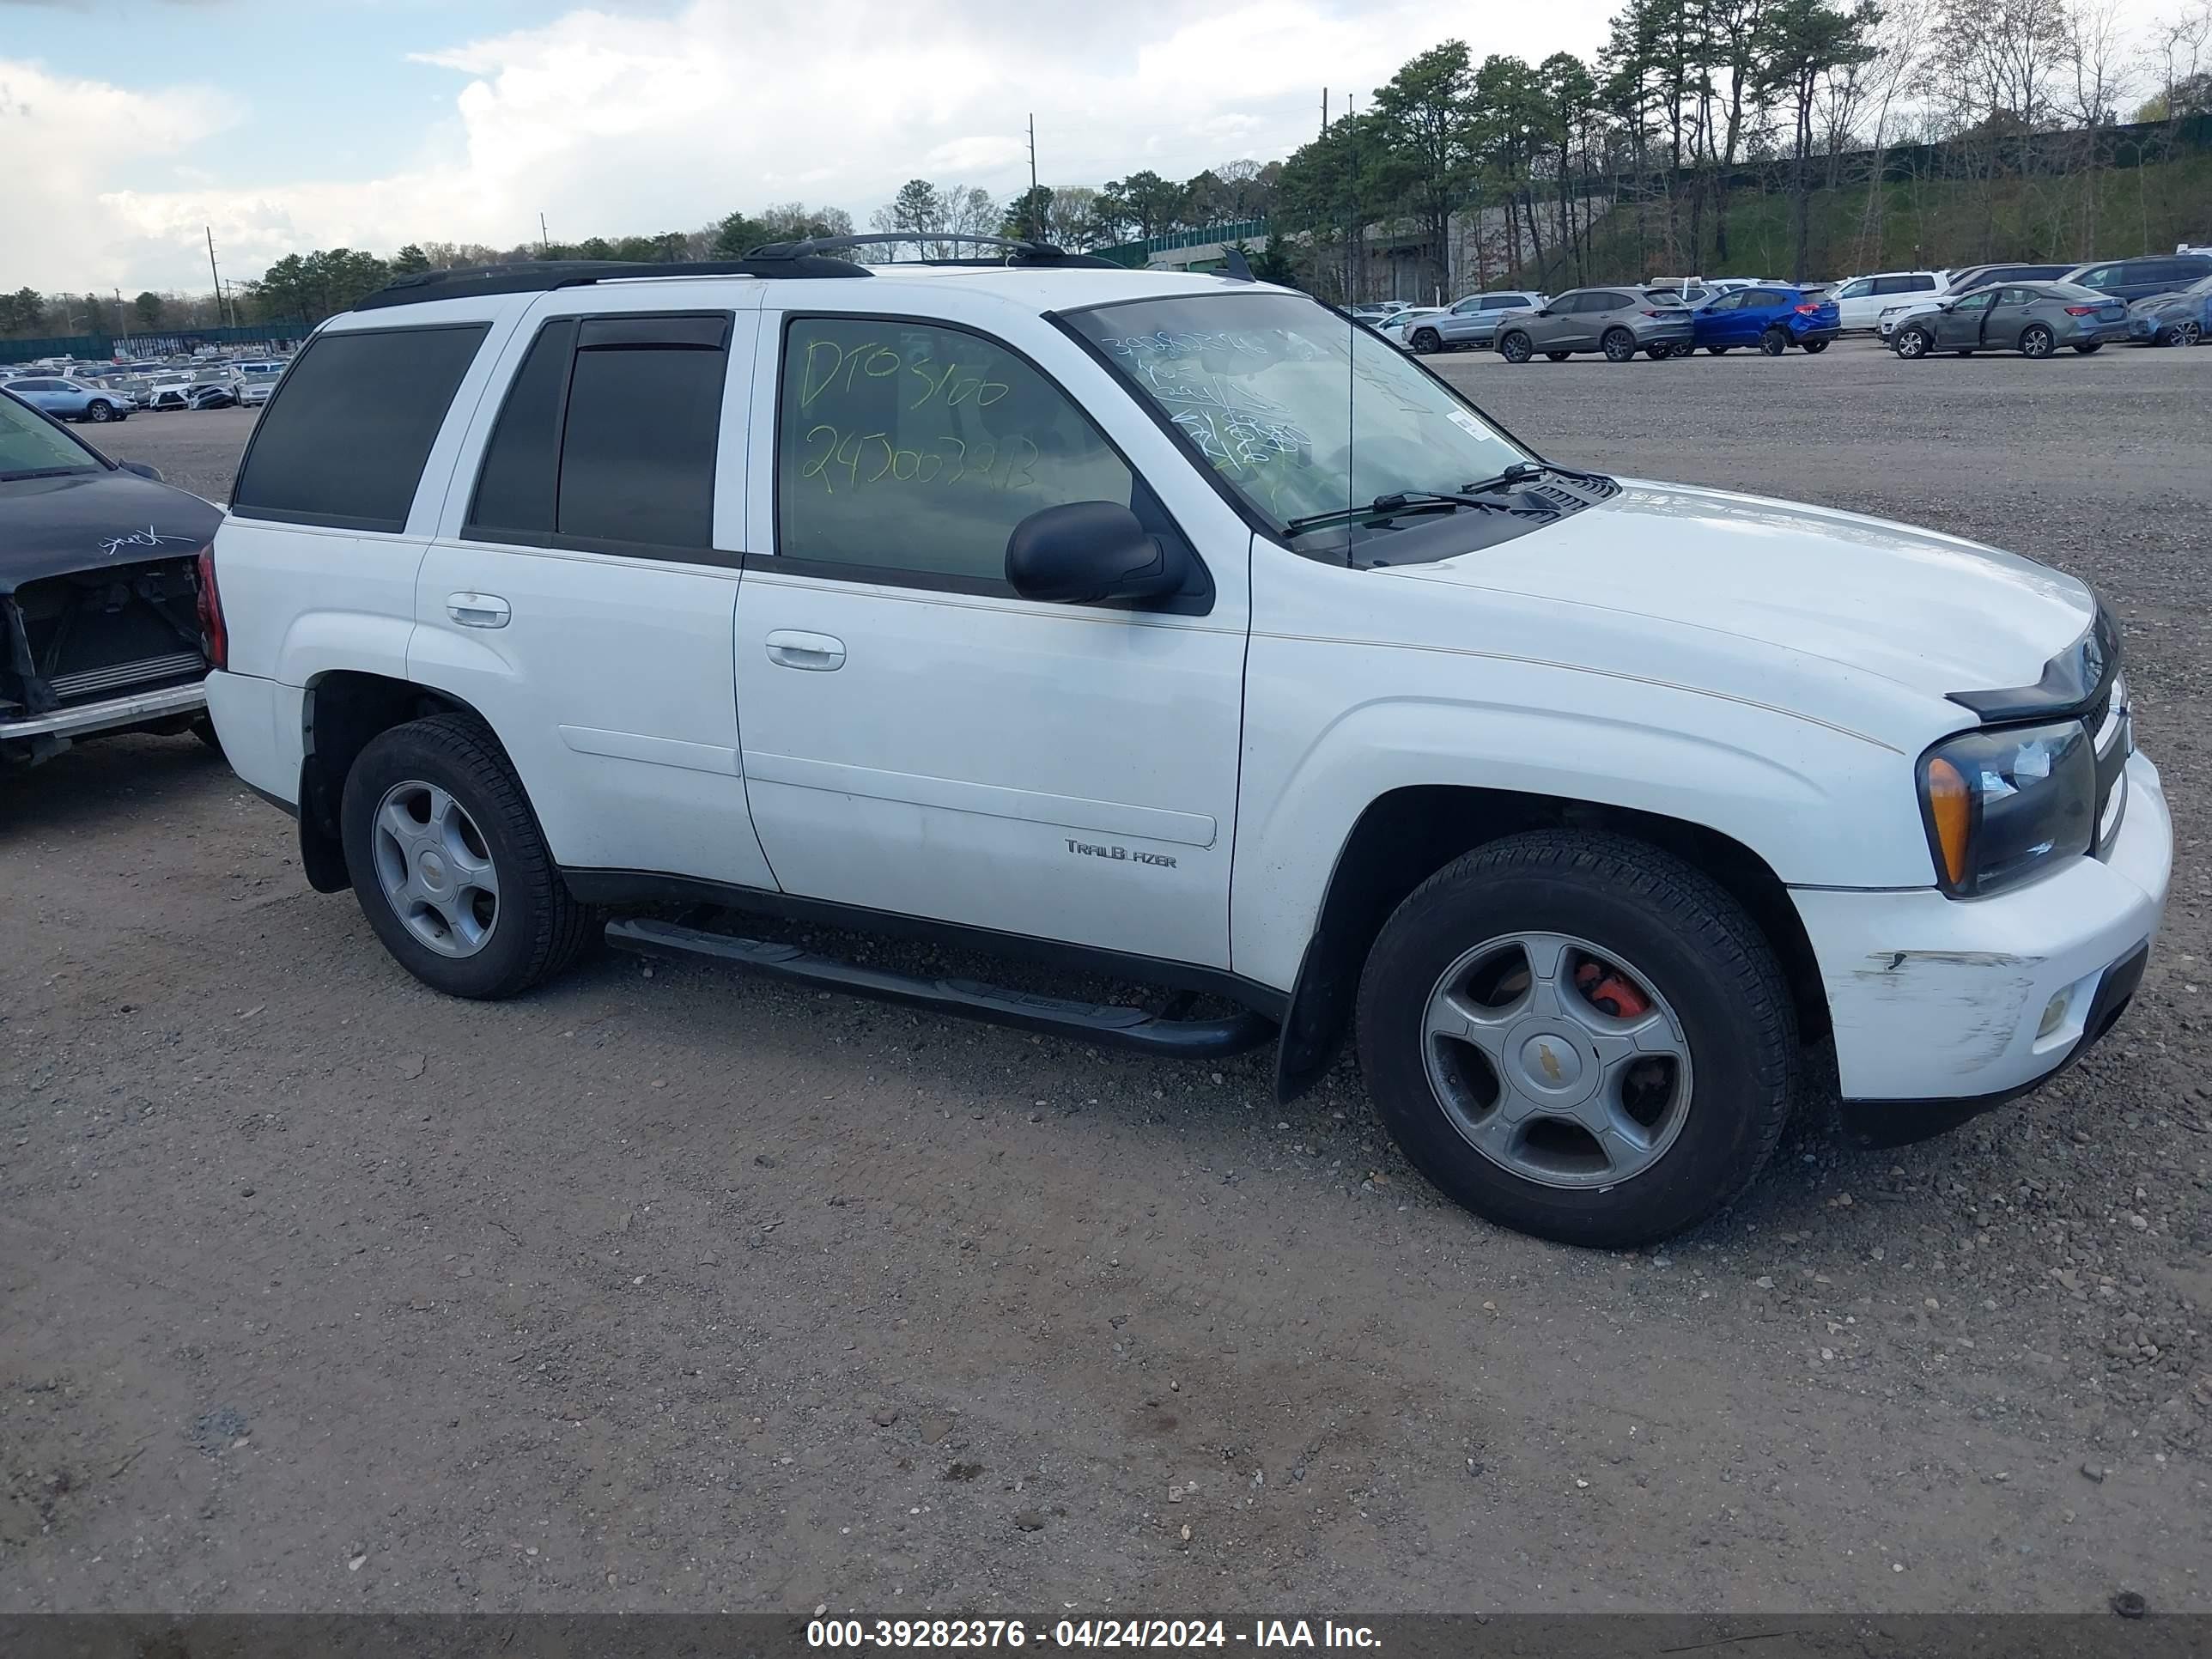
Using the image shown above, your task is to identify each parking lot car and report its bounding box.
[1827,270,1948,330]
[2128,273,2212,345]
[186,382,239,410]
[1690,284,1840,354]
[1495,288,1692,362]
[2061,252,2212,305]
[143,374,198,412]
[1348,303,1411,323]
[1401,291,1547,354]
[1891,282,2131,358]
[0,389,222,767]
[238,378,277,406]
[1877,264,2071,340]
[203,248,2169,1247]
[1,374,131,424]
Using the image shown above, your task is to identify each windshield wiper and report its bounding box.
[1459,459,1616,495]
[1284,490,1522,535]
[0,466,98,483]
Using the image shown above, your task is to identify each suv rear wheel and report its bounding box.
[1601,327,1638,362]
[1498,330,1533,363]
[340,713,594,999]
[1354,830,1797,1247]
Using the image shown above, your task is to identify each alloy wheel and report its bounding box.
[371,779,501,958]
[1421,931,1693,1189]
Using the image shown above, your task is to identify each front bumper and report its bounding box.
[1791,749,2171,1136]
[0,678,205,746]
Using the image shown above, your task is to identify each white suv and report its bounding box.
[202,244,2170,1246]
[1828,270,1950,331]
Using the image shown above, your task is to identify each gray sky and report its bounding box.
[0,0,2191,294]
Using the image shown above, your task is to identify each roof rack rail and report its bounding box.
[351,255,871,311]
[749,232,1122,270]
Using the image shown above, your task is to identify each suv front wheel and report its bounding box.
[340,712,595,999]
[1355,830,1798,1247]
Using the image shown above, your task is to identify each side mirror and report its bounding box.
[1006,501,1185,605]
[118,460,163,481]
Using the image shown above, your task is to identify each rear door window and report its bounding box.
[466,312,731,558]
[231,325,489,532]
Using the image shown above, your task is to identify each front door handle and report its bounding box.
[764,629,846,672]
[447,592,510,629]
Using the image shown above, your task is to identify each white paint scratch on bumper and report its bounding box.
[1793,750,2171,1102]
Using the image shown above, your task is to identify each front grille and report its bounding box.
[48,651,205,703]
[2093,672,2131,857]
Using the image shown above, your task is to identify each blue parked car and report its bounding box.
[0,374,131,423]
[2127,273,2212,346]
[1689,284,1841,356]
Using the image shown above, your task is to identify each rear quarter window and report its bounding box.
[230,324,489,532]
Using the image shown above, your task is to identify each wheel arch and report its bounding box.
[295,670,496,893]
[1272,784,1829,1104]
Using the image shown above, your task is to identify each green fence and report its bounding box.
[0,320,312,363]
[1092,220,1272,267]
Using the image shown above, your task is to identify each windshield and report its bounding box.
[1062,290,1528,532]
[0,390,100,479]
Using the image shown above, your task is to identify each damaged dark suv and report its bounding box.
[1,386,224,768]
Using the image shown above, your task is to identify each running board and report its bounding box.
[605,916,1277,1059]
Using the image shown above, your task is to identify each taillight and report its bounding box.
[1796,303,1819,313]
[195,544,228,671]
[2063,305,2099,316]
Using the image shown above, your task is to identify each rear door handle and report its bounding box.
[764,629,845,672]
[447,592,510,629]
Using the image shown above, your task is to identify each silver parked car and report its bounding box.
[1494,288,1692,363]
[1890,282,2132,359]
[1400,291,1547,354]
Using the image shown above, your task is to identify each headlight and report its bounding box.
[1917,720,2096,897]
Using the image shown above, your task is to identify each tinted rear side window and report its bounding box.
[232,325,488,532]
[465,312,729,557]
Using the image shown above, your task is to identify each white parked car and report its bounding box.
[143,374,197,411]
[202,249,2169,1247]
[1828,270,1950,331]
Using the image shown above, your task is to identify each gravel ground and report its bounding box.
[5,339,2209,1616]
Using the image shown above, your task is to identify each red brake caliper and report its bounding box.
[1574,960,1650,1018]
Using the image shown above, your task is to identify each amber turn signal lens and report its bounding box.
[1925,757,1972,884]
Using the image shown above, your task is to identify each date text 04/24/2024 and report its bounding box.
[806,1619,1380,1649]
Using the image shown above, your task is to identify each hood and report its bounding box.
[0,467,224,594]
[1410,479,2094,705]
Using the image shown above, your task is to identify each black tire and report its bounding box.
[1601,327,1638,362]
[1800,338,1828,354]
[84,399,114,422]
[2020,324,2055,359]
[2072,342,2102,354]
[1498,330,1533,364]
[1705,345,1730,355]
[1354,830,1798,1247]
[1544,350,1572,362]
[190,715,225,759]
[1894,326,1932,359]
[1412,328,1442,355]
[1645,343,1673,359]
[340,713,594,1000]
[1759,327,1789,356]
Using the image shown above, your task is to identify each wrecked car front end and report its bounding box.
[1,392,224,766]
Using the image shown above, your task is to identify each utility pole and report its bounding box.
[1025,113,1040,241]
[205,226,229,326]
[539,213,550,254]
[1322,88,1328,136]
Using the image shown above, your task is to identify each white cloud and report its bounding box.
[12,0,1486,291]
